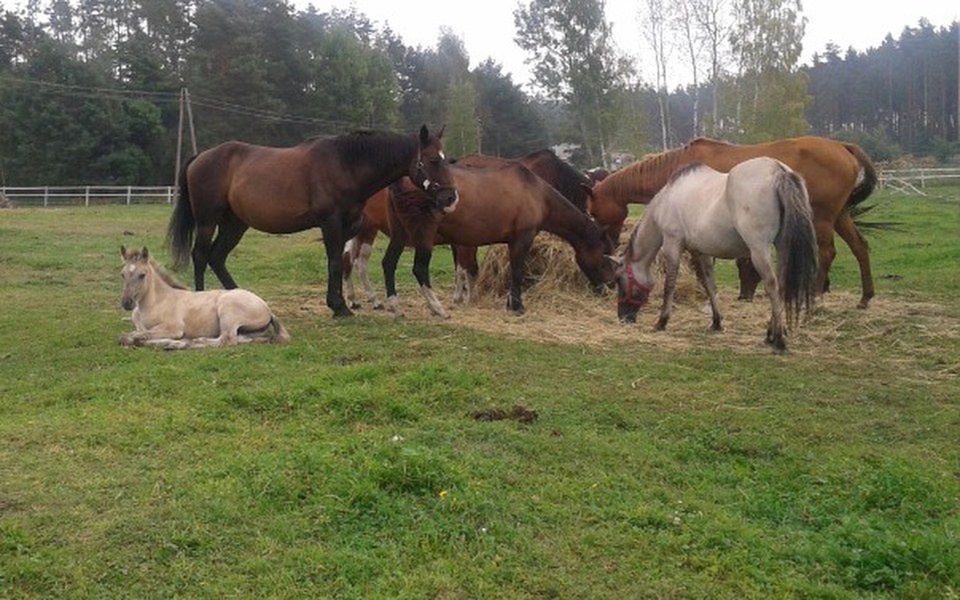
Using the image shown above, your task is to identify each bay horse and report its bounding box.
[615,159,817,353]
[586,137,877,308]
[118,246,289,349]
[342,148,596,307]
[382,164,617,316]
[167,126,456,317]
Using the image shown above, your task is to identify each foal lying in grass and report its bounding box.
[118,246,289,349]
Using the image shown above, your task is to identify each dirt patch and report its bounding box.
[471,405,539,424]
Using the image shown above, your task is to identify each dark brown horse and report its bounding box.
[454,149,595,212]
[585,136,878,308]
[167,126,456,317]
[342,148,596,307]
[380,164,616,316]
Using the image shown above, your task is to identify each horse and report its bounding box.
[118,246,289,349]
[381,164,617,317]
[585,136,877,308]
[166,125,456,318]
[342,148,595,308]
[614,158,818,353]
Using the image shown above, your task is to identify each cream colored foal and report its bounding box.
[118,246,289,350]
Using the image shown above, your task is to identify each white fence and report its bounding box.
[0,186,176,207]
[2,169,959,207]
[878,167,960,195]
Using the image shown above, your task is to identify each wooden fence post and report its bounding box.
[126,186,132,205]
[84,187,90,207]
[43,186,48,207]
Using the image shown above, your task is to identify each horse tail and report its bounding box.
[268,313,291,344]
[167,154,199,270]
[842,143,877,208]
[774,167,818,325]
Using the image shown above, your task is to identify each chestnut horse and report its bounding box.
[381,164,616,316]
[167,126,456,317]
[585,137,877,308]
[342,149,595,307]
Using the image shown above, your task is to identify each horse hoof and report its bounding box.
[509,305,525,316]
[710,323,723,332]
[349,302,361,310]
[654,318,668,331]
[737,295,753,302]
[857,298,871,310]
[332,307,354,318]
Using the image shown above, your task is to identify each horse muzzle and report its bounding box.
[441,190,460,214]
[121,297,135,311]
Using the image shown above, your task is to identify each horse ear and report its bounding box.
[120,245,127,258]
[419,124,430,146]
[579,183,595,199]
[140,247,149,261]
[437,124,446,139]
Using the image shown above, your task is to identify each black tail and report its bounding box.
[167,155,198,270]
[843,143,877,208]
[774,169,818,325]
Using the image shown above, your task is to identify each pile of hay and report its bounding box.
[473,221,705,305]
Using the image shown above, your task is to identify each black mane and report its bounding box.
[327,130,417,167]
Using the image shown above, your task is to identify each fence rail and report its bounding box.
[878,167,960,195]
[0,186,176,207]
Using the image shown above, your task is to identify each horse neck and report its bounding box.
[138,266,175,311]
[541,189,602,253]
[626,214,662,284]
[597,146,690,206]
[348,134,419,199]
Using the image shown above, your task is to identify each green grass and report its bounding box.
[1,188,959,597]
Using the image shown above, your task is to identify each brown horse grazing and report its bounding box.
[380,165,617,316]
[167,126,456,317]
[343,148,597,307]
[585,137,878,308]
[454,148,595,212]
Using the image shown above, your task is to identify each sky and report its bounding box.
[299,0,959,89]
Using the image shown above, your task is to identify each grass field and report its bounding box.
[1,188,959,597]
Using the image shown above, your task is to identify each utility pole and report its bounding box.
[184,87,198,154]
[173,87,185,187]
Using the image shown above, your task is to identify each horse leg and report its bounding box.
[319,214,352,318]
[813,219,837,299]
[343,239,359,309]
[655,240,682,331]
[749,246,787,353]
[191,225,215,291]
[381,235,405,313]
[835,211,874,309]
[413,245,448,319]
[735,257,761,301]
[507,233,535,315]
[693,253,723,331]
[452,245,464,304]
[208,213,248,290]
[355,239,381,309]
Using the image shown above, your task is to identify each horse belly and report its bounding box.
[182,299,222,338]
[229,173,316,234]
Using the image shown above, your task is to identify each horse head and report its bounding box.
[119,245,153,310]
[412,125,458,212]
[613,257,652,323]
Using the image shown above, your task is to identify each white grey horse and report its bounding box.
[613,157,818,352]
[118,246,289,349]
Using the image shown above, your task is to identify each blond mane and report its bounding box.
[151,259,188,290]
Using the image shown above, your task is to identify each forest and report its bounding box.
[0,0,957,185]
